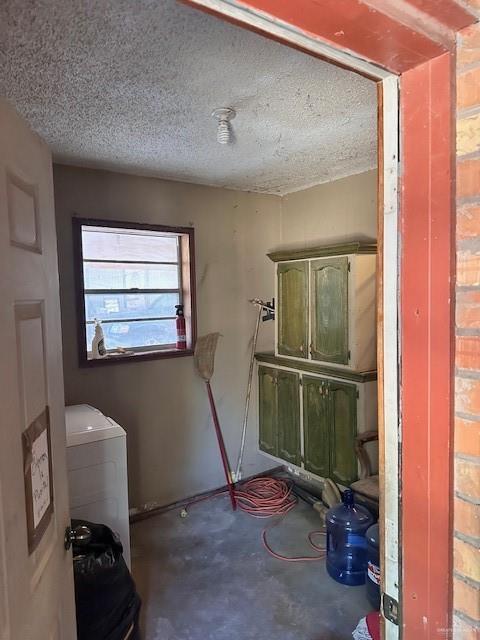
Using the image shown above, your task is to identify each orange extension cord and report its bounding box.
[184,476,327,562]
[234,477,297,517]
[235,477,327,562]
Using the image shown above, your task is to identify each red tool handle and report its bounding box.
[206,381,237,511]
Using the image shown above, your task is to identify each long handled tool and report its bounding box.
[194,333,236,511]
[234,301,262,482]
[234,298,274,481]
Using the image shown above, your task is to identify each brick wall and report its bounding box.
[454,18,480,640]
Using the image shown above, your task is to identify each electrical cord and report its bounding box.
[182,476,327,562]
[235,477,327,562]
[234,477,297,517]
[261,527,327,562]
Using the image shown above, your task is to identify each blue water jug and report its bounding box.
[326,489,374,586]
[366,523,381,609]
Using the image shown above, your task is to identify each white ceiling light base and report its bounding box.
[212,107,236,144]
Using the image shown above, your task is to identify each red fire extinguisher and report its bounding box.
[175,304,187,349]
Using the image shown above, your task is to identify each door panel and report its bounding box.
[16,303,48,428]
[329,380,357,485]
[303,376,330,477]
[0,99,76,639]
[277,261,308,358]
[311,256,349,364]
[277,370,301,465]
[258,366,277,457]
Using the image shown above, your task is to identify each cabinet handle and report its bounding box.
[299,344,305,354]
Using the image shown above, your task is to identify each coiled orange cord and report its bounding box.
[183,476,327,562]
[234,477,297,517]
[235,477,327,562]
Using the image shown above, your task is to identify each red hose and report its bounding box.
[261,529,326,562]
[183,477,327,562]
[235,477,296,517]
[235,477,327,562]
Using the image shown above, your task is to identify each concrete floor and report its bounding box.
[131,496,371,640]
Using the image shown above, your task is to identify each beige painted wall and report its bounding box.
[54,165,377,509]
[280,170,377,249]
[54,165,280,509]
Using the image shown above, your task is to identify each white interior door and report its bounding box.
[0,99,76,639]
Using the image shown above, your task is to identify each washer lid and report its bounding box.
[65,404,125,447]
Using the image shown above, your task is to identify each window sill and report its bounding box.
[81,347,194,367]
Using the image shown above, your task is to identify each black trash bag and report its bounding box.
[72,519,141,640]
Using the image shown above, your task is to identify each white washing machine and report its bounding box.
[65,404,131,568]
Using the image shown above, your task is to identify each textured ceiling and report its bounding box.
[1,0,377,194]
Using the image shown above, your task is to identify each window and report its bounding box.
[73,218,196,365]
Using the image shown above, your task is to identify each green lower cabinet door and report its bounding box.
[277,261,308,358]
[329,380,358,485]
[310,256,349,365]
[277,370,301,466]
[258,366,278,457]
[303,376,330,477]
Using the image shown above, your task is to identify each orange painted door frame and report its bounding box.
[184,1,475,637]
[400,52,455,638]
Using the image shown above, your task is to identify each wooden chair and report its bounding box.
[350,430,379,503]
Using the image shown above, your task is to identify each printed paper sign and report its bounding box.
[30,429,50,528]
[22,407,54,553]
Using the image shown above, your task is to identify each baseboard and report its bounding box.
[129,465,284,524]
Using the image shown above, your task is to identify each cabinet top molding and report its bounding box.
[267,241,377,263]
[255,352,378,382]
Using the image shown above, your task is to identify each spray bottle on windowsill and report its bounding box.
[91,318,107,358]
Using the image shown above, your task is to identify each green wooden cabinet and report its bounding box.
[271,243,377,372]
[328,380,357,485]
[303,376,330,477]
[310,256,349,365]
[277,261,308,358]
[277,370,301,466]
[258,363,359,484]
[303,375,357,485]
[258,366,301,465]
[260,241,377,482]
[258,366,278,457]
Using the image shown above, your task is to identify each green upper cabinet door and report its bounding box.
[258,366,278,457]
[277,370,301,466]
[329,380,357,485]
[277,261,308,359]
[303,376,330,478]
[310,256,349,365]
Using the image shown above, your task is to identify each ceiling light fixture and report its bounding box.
[212,107,236,144]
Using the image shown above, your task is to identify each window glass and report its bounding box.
[86,319,177,350]
[83,263,179,290]
[81,228,178,262]
[85,292,179,322]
